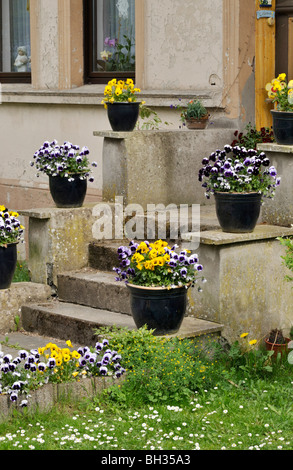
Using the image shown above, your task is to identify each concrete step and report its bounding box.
[88,239,126,271]
[57,268,131,315]
[21,300,224,346]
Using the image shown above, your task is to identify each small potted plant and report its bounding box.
[265,328,291,357]
[265,73,293,144]
[172,99,209,129]
[30,140,97,208]
[198,145,281,232]
[113,239,205,335]
[102,78,145,132]
[0,205,24,289]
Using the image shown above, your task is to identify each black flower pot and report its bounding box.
[214,192,262,233]
[127,284,188,335]
[271,110,293,145]
[107,102,140,132]
[0,243,17,289]
[49,175,87,208]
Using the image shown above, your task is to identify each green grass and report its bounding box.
[0,328,292,451]
[0,375,292,451]
[12,260,31,283]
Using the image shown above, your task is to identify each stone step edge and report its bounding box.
[56,268,131,314]
[21,301,223,342]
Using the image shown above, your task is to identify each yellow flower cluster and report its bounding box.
[38,340,81,367]
[265,73,293,110]
[132,240,171,271]
[102,78,143,107]
[0,205,19,219]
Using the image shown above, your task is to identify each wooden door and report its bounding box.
[255,0,276,129]
[275,0,293,78]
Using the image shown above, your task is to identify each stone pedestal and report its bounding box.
[94,129,236,209]
[188,225,293,344]
[20,204,97,287]
[258,143,293,227]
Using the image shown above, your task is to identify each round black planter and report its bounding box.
[0,243,17,290]
[127,284,188,335]
[107,102,140,132]
[271,110,293,145]
[49,175,87,208]
[214,192,262,233]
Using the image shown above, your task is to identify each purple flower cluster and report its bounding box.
[0,207,24,245]
[77,340,125,379]
[113,240,204,289]
[0,349,44,407]
[198,145,281,199]
[30,140,97,181]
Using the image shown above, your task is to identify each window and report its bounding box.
[84,0,135,84]
[0,0,31,83]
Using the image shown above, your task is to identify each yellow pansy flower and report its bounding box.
[138,241,149,253]
[278,73,286,81]
[72,350,81,359]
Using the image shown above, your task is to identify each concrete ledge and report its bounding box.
[199,225,293,246]
[0,282,51,333]
[191,231,293,344]
[0,376,121,422]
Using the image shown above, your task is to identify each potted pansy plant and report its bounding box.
[265,73,293,144]
[113,239,205,335]
[30,140,97,208]
[0,205,24,289]
[198,144,281,233]
[102,78,145,132]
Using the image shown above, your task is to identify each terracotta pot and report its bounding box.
[185,115,209,129]
[265,337,290,357]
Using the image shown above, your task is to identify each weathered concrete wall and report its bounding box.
[190,225,293,344]
[96,128,237,208]
[0,101,104,211]
[20,205,97,287]
[0,282,51,333]
[144,0,223,91]
[258,143,293,227]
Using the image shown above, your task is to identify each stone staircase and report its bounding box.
[20,239,224,346]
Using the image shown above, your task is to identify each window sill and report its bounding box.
[1,83,224,108]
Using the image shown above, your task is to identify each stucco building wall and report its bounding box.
[0,0,255,213]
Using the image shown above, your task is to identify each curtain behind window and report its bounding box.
[94,0,135,73]
[1,0,30,73]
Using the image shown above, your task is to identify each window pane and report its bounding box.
[92,0,135,73]
[1,0,31,73]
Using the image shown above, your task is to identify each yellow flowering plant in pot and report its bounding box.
[102,78,145,131]
[265,73,293,144]
[113,239,205,335]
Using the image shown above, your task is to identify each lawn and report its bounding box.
[0,326,292,451]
